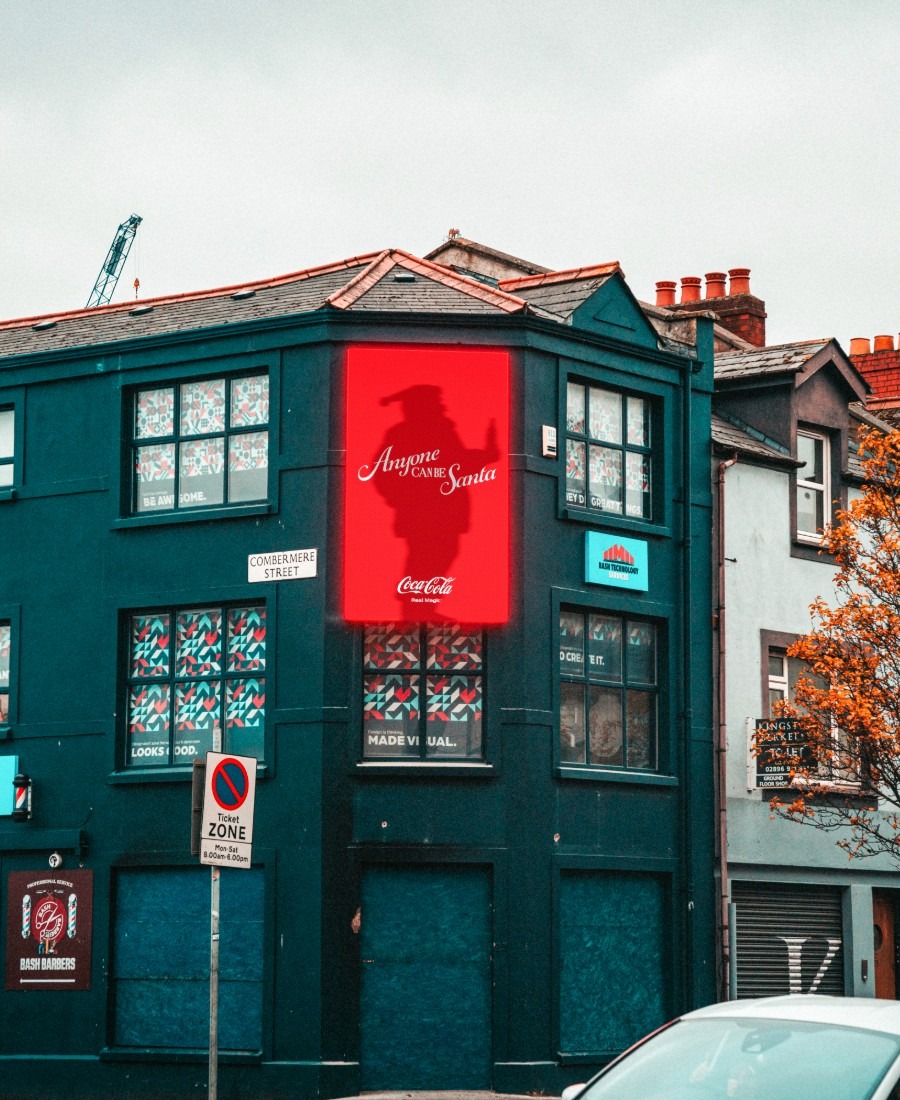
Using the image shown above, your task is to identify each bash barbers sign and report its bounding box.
[6,870,93,991]
[344,346,510,623]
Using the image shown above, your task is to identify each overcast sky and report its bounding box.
[2,1,897,347]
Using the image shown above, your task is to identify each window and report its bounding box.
[363,623,483,760]
[0,405,15,489]
[113,867,263,1050]
[565,381,651,519]
[796,430,829,541]
[131,373,269,513]
[559,609,658,769]
[125,604,266,767]
[767,643,851,785]
[0,620,9,724]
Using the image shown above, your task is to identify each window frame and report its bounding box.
[563,377,655,524]
[795,428,831,544]
[121,601,268,771]
[557,605,664,777]
[360,622,488,766]
[761,630,856,790]
[126,369,272,519]
[0,614,13,731]
[0,394,23,499]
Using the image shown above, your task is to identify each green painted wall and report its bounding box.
[0,293,715,1098]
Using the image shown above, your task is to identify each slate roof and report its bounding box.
[714,339,832,381]
[0,255,376,359]
[711,412,798,466]
[0,249,559,361]
[497,264,620,320]
[0,246,633,361]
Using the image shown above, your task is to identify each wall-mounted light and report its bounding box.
[12,773,31,822]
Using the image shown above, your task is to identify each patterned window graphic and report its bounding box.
[0,406,14,488]
[559,608,658,770]
[0,620,10,724]
[363,623,483,760]
[126,604,266,767]
[132,373,269,514]
[565,381,651,520]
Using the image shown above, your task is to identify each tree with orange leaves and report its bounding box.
[764,426,900,861]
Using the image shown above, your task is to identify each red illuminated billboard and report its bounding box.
[344,346,509,623]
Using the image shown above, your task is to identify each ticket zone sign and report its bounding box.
[200,752,257,868]
[344,346,510,623]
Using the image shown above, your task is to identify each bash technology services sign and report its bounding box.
[344,346,510,623]
[585,531,649,591]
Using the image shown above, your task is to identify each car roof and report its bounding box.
[683,996,900,1036]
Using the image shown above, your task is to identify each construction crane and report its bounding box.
[86,213,142,307]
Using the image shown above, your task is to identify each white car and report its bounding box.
[561,995,900,1100]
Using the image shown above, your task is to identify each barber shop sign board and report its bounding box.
[344,346,510,623]
[6,870,93,990]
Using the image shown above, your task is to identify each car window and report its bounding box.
[579,1017,900,1100]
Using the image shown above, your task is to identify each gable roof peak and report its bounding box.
[326,248,532,314]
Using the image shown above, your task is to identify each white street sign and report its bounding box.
[247,548,317,583]
[200,752,257,868]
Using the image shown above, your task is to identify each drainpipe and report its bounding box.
[681,346,706,1007]
[716,453,738,999]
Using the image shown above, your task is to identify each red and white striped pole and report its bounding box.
[12,773,31,822]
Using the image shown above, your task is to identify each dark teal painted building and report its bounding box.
[0,238,716,1099]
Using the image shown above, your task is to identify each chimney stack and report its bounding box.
[653,264,766,347]
[849,333,900,406]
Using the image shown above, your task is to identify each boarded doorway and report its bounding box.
[873,890,898,999]
[359,864,492,1090]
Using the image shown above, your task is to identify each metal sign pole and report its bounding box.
[210,864,220,1100]
[209,725,222,1100]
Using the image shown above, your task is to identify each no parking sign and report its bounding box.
[200,752,257,868]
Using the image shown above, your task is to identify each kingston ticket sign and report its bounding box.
[5,870,93,991]
[343,346,510,623]
[752,718,814,788]
[200,752,257,868]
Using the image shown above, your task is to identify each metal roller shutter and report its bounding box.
[732,881,844,998]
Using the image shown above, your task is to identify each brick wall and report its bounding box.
[850,343,900,403]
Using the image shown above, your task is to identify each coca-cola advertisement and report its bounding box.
[344,346,510,623]
[5,870,93,991]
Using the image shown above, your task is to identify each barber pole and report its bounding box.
[11,773,31,822]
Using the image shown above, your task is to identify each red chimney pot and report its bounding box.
[874,335,895,352]
[849,337,871,356]
[705,272,727,298]
[728,268,751,295]
[655,280,677,307]
[680,276,702,303]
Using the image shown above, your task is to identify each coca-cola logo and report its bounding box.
[397,576,455,596]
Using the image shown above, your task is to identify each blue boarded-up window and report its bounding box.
[112,867,264,1050]
[559,871,668,1055]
